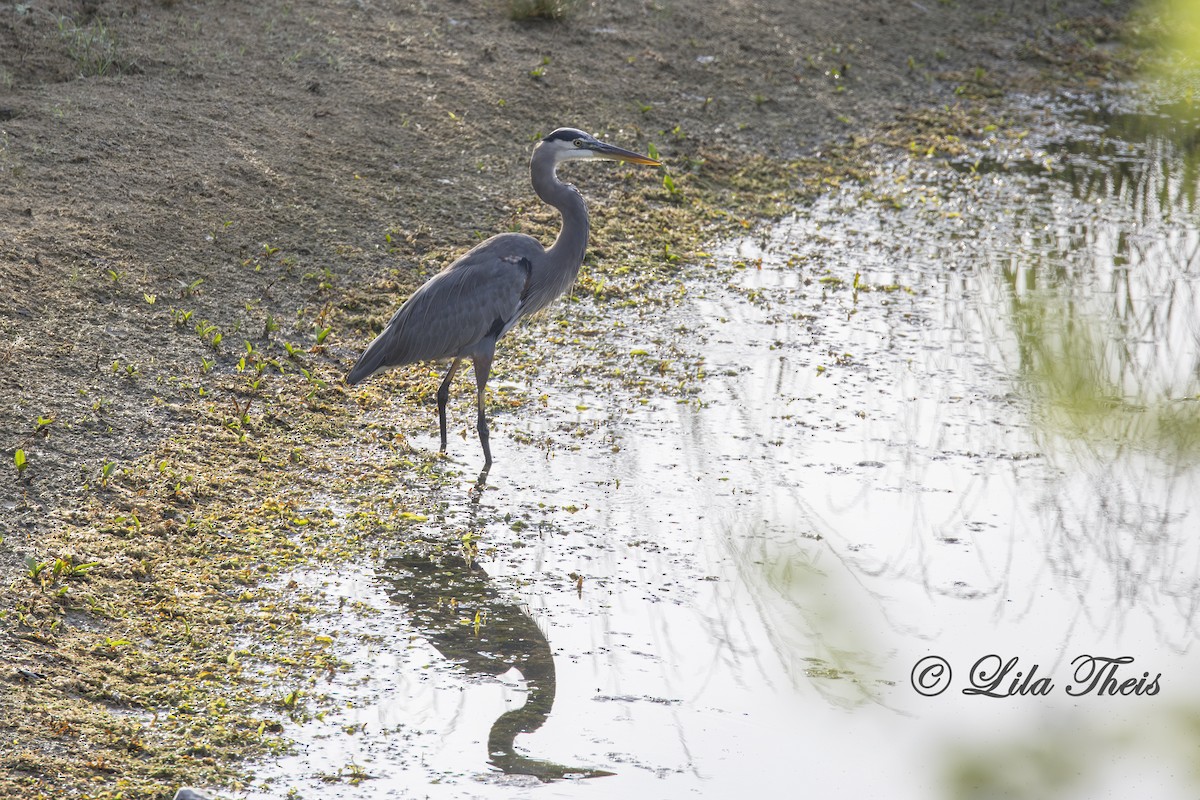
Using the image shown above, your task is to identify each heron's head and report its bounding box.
[535,128,661,168]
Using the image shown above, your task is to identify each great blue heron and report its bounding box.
[346,128,661,467]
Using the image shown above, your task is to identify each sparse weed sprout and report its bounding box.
[280,689,302,710]
[529,56,551,79]
[57,15,121,77]
[180,277,204,298]
[26,556,50,584]
[663,172,682,199]
[112,359,139,378]
[196,320,223,350]
[53,556,97,581]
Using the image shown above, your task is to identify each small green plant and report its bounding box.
[315,326,332,345]
[529,55,551,79]
[25,556,50,584]
[112,359,138,378]
[662,172,682,199]
[196,320,223,350]
[57,15,121,77]
[300,368,327,401]
[14,448,27,476]
[342,760,370,785]
[461,531,479,566]
[52,556,97,581]
[280,689,302,709]
[301,266,335,291]
[229,397,252,428]
[100,460,117,487]
[206,219,234,243]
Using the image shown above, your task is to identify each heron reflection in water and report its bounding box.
[379,547,612,780]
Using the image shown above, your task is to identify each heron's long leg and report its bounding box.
[437,358,462,453]
[472,350,495,467]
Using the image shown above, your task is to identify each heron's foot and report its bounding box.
[469,466,490,503]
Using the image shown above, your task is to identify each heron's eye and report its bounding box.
[573,139,584,148]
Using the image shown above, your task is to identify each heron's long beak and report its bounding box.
[592,141,661,167]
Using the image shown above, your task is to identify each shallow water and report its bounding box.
[246,91,1200,799]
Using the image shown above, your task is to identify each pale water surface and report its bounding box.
[245,90,1200,799]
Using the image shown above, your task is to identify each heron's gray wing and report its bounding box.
[347,244,534,384]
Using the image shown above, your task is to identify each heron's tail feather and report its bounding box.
[346,330,395,385]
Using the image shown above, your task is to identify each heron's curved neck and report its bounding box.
[531,155,589,269]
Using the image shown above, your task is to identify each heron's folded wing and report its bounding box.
[346,249,530,383]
